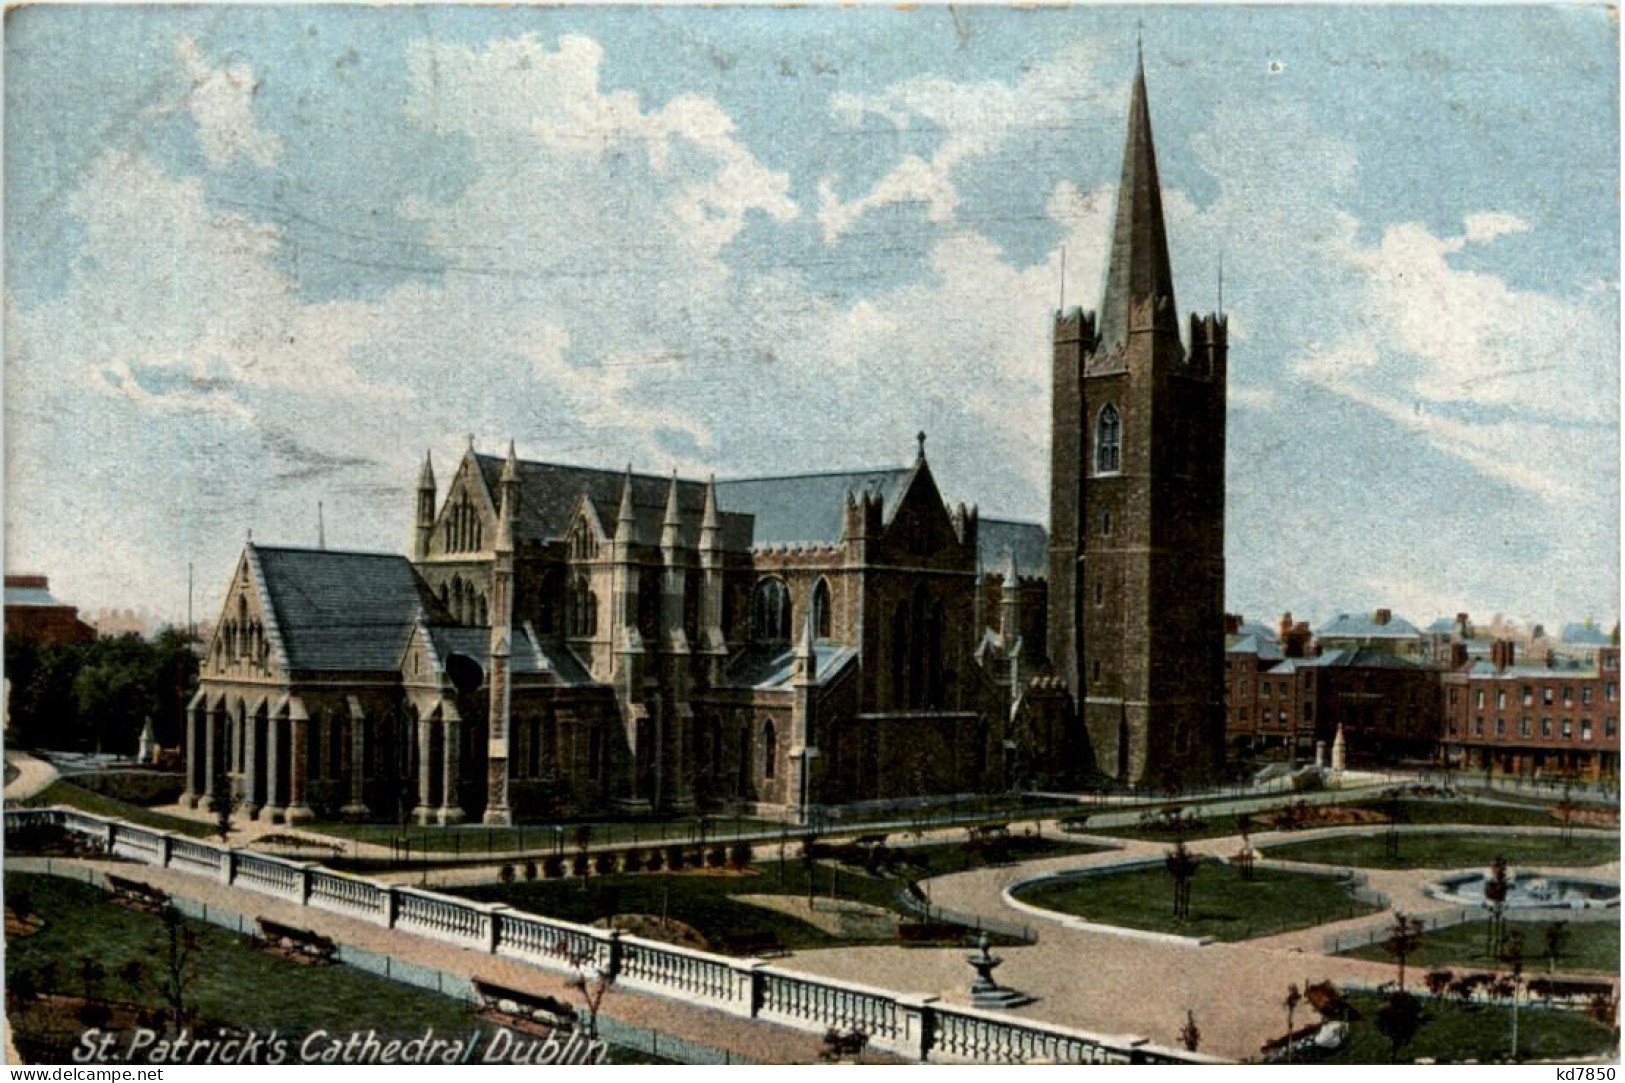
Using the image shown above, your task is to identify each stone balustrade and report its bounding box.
[394,885,490,946]
[4,807,1213,1065]
[308,868,384,919]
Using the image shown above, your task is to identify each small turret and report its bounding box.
[411,450,436,561]
[700,474,720,551]
[615,464,637,551]
[795,602,818,685]
[495,441,519,554]
[661,471,682,553]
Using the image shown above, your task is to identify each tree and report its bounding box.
[1282,984,1302,1064]
[1423,970,1453,998]
[1381,788,1407,859]
[1554,775,1578,846]
[155,905,201,1030]
[1179,1010,1201,1053]
[1164,841,1200,920]
[1543,921,1570,975]
[1375,989,1422,1063]
[1502,929,1526,1062]
[1483,856,1510,960]
[1383,912,1425,991]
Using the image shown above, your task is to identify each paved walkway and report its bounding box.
[786,823,1621,1062]
[4,751,59,801]
[7,857,887,1065]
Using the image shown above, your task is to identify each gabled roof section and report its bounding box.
[977,519,1047,578]
[715,467,911,547]
[1316,612,1422,639]
[1226,633,1284,662]
[252,546,437,672]
[1299,647,1425,671]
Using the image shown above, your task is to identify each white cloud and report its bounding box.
[174,38,282,168]
[817,40,1104,241]
[1463,211,1531,245]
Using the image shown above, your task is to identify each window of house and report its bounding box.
[1475,690,1485,709]
[1519,718,1530,738]
[1496,690,1506,709]
[1474,717,1484,736]
[1581,720,1593,741]
[1583,686,1594,705]
[1543,687,1554,706]
[1542,717,1552,737]
[1608,682,1617,702]
[1094,405,1121,474]
[1562,719,1573,739]
[1564,685,1574,706]
[1494,719,1504,737]
[1607,718,1617,738]
[1522,685,1534,706]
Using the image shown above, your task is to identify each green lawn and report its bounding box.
[1301,994,1615,1064]
[16,780,217,838]
[1344,918,1620,976]
[455,857,912,953]
[6,873,667,1064]
[1366,799,1576,829]
[302,815,782,855]
[1011,860,1381,941]
[1263,832,1620,870]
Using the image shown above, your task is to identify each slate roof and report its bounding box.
[1560,622,1612,646]
[252,546,438,672]
[424,623,589,681]
[1226,633,1284,662]
[978,519,1048,578]
[725,642,858,690]
[472,455,751,550]
[1296,647,1426,671]
[1316,612,1422,639]
[714,468,913,547]
[4,585,61,607]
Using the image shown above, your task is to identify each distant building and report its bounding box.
[1441,640,1620,780]
[4,575,96,644]
[1314,609,1425,659]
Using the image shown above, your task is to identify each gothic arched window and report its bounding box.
[1095,404,1121,475]
[751,579,792,643]
[761,720,777,780]
[812,578,832,640]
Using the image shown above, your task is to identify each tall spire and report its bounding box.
[1096,47,1178,354]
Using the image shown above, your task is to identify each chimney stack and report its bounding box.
[1374,608,1392,627]
[1224,613,1243,636]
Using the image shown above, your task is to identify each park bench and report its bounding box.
[254,917,337,965]
[103,874,170,914]
[471,977,575,1034]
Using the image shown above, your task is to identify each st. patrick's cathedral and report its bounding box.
[183,54,1228,825]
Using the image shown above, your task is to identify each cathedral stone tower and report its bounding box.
[1048,51,1227,788]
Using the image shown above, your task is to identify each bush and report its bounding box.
[664,844,686,871]
[571,853,590,877]
[543,855,566,879]
[728,840,753,870]
[594,851,618,876]
[499,864,517,884]
[706,845,727,869]
[71,771,185,807]
[622,848,644,873]
[645,847,666,872]
[523,860,538,881]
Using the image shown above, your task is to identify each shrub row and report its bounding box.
[498,841,754,883]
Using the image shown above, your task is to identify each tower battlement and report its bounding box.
[1053,307,1097,346]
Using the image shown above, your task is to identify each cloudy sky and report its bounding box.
[4,4,1618,633]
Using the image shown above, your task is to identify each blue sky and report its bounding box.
[4,4,1618,634]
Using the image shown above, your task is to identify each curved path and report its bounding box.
[783,824,1620,1062]
[3,750,59,801]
